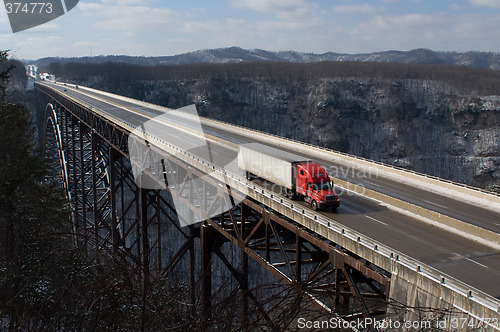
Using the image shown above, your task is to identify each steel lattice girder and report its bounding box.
[37,84,390,323]
[203,196,390,318]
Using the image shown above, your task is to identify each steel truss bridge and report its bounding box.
[36,81,500,331]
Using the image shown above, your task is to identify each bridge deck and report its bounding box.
[43,82,500,301]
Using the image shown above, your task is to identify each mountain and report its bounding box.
[32,47,500,70]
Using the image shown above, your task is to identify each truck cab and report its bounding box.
[295,163,340,211]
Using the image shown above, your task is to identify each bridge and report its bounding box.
[35,81,500,330]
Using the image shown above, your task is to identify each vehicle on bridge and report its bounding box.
[39,72,55,81]
[238,143,340,211]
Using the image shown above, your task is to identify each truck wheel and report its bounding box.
[311,200,318,211]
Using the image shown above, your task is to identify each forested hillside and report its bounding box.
[0,51,199,331]
[47,61,500,190]
[34,47,500,70]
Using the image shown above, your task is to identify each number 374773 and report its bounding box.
[5,2,53,14]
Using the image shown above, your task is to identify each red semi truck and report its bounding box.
[238,143,340,211]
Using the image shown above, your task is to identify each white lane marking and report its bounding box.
[364,181,381,187]
[465,258,489,269]
[453,253,489,269]
[495,223,500,228]
[365,215,388,226]
[423,199,448,210]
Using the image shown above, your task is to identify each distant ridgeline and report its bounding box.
[33,47,500,70]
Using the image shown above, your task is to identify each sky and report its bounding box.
[1,0,500,60]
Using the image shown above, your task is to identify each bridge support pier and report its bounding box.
[240,204,249,328]
[201,224,214,319]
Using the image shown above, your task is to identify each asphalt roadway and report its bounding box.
[43,82,500,299]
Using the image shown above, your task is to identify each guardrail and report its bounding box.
[37,82,500,329]
[197,115,500,215]
[197,113,500,197]
[67,82,500,198]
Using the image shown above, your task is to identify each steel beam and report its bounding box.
[37,83,391,327]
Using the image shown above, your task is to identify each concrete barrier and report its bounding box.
[73,83,500,211]
[333,177,500,251]
[198,115,500,213]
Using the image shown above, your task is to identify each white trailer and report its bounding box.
[238,142,311,190]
